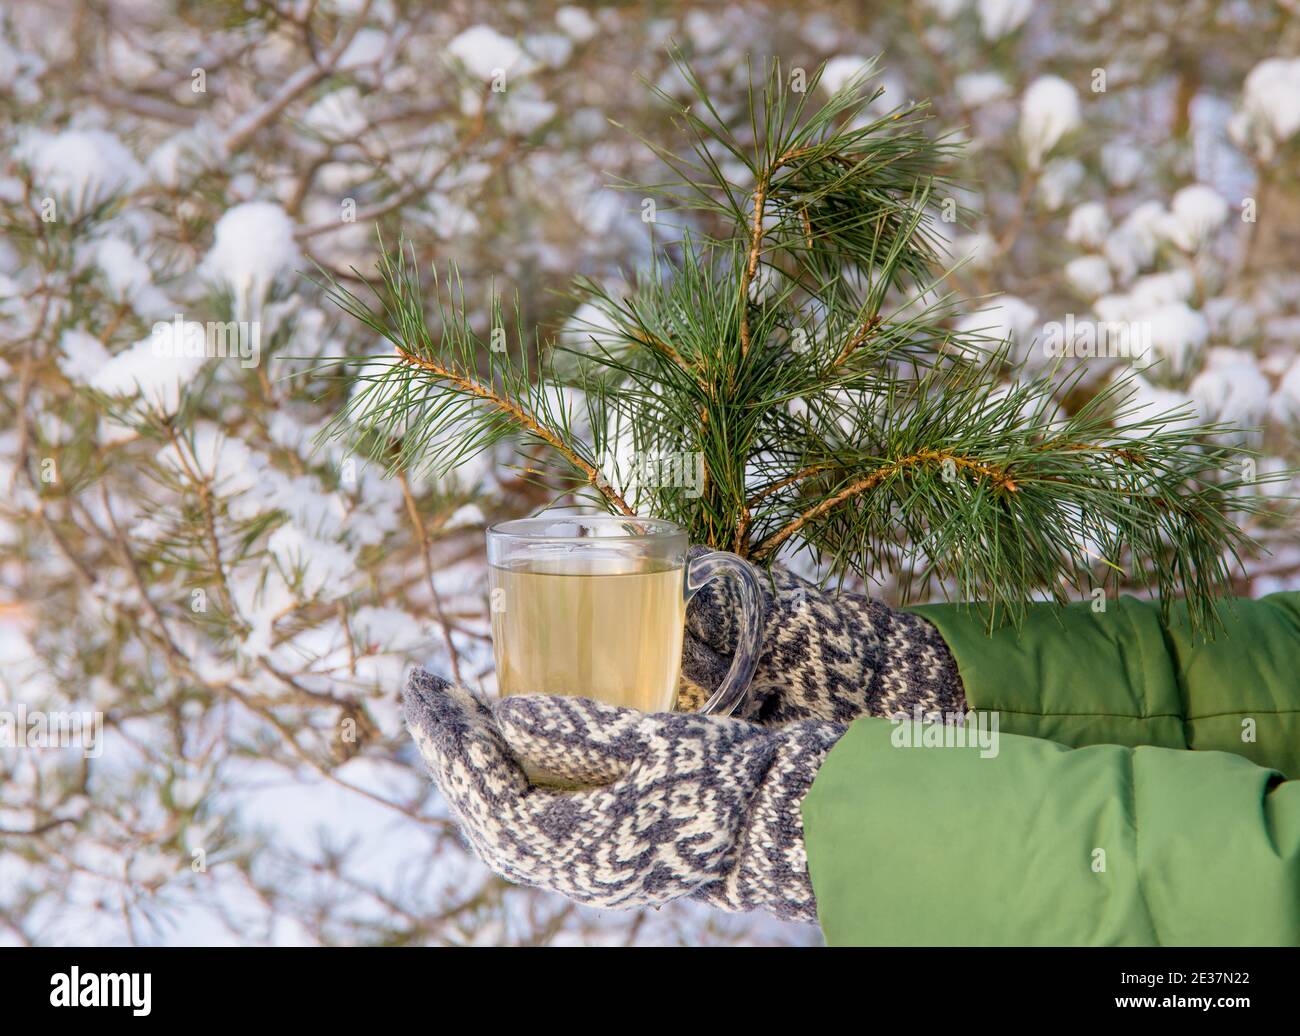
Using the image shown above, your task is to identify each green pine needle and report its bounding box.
[314,52,1288,635]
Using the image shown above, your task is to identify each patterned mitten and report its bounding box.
[404,668,843,923]
[682,553,966,724]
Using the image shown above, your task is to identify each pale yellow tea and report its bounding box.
[490,558,686,713]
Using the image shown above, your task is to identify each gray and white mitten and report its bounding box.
[404,669,842,923]
[682,556,967,724]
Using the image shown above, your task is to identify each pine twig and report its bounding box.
[392,347,635,517]
[753,448,1019,561]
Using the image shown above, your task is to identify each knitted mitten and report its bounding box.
[404,668,843,923]
[681,553,966,724]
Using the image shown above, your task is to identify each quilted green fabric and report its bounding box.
[802,592,1300,945]
[911,593,1300,777]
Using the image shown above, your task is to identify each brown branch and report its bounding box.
[1038,438,1145,465]
[297,85,490,240]
[0,817,78,837]
[734,505,751,555]
[629,329,694,374]
[399,471,464,685]
[92,87,199,127]
[832,313,883,368]
[993,170,1038,259]
[753,448,1018,561]
[392,347,635,516]
[746,463,832,507]
[222,0,374,154]
[98,486,189,667]
[161,425,243,625]
[738,174,768,357]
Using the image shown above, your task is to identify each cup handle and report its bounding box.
[683,550,764,716]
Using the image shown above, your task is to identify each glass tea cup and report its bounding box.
[486,514,763,718]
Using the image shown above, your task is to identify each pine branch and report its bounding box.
[752,447,1019,562]
[313,53,1291,635]
[309,241,632,514]
[391,345,634,516]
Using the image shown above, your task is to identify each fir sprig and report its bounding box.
[316,53,1284,632]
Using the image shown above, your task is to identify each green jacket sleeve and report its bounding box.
[802,717,1300,946]
[803,592,1300,946]
[910,592,1300,777]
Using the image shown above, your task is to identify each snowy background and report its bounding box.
[1,0,1298,945]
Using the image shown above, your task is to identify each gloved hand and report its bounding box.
[681,553,967,724]
[403,668,844,923]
